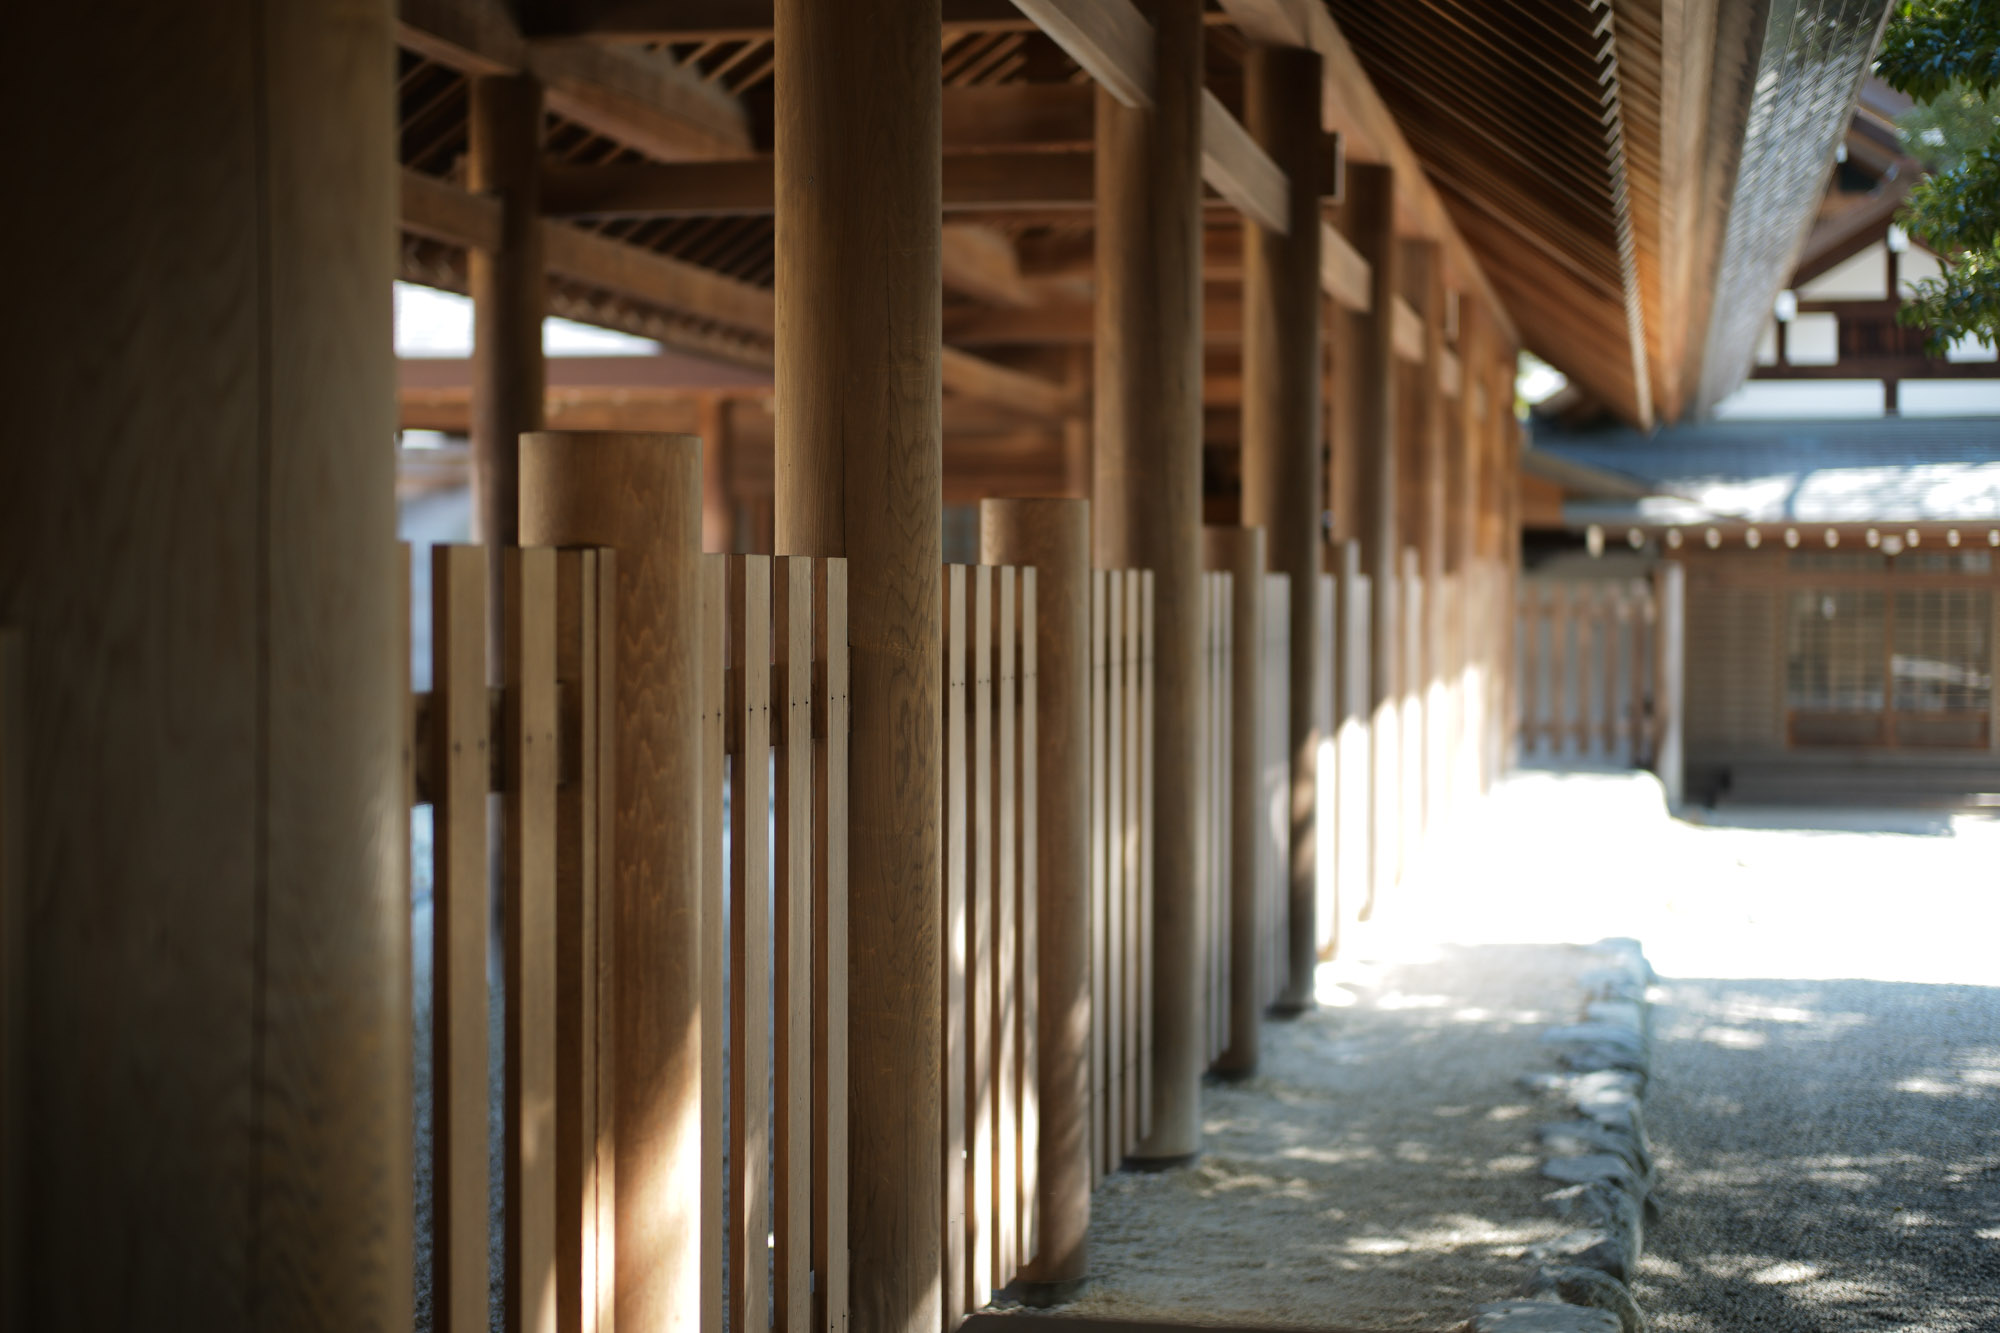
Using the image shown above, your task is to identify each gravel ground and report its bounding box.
[1035,769,2000,1331]
[1037,941,1591,1330]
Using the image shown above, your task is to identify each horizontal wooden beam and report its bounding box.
[529,38,753,160]
[539,151,1095,218]
[941,225,1039,308]
[1320,220,1370,313]
[402,167,503,252]
[398,0,523,74]
[524,0,1035,42]
[944,296,1246,347]
[1200,88,1288,234]
[940,347,1081,418]
[542,219,777,335]
[943,82,1094,150]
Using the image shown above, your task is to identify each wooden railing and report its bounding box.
[1198,569,1233,1067]
[406,542,851,1333]
[1517,579,1658,766]
[941,563,1039,1319]
[701,554,850,1333]
[410,543,618,1333]
[1088,569,1154,1183]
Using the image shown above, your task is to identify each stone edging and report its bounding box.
[1462,939,1659,1333]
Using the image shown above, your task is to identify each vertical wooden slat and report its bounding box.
[432,544,490,1333]
[1016,566,1040,1266]
[993,567,1019,1288]
[555,549,615,1333]
[728,555,773,1333]
[700,555,727,1333]
[775,557,814,1333]
[1087,571,1107,1187]
[1125,571,1147,1146]
[942,567,968,1327]
[811,560,850,1333]
[0,623,19,1328]
[1105,572,1126,1164]
[969,563,995,1310]
[505,547,560,1333]
[1136,571,1156,1147]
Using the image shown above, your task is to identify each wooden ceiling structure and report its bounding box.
[395,0,1891,511]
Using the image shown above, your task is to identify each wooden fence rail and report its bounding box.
[942,563,1040,1321]
[1516,578,1657,766]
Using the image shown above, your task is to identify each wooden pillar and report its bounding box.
[1204,526,1266,1075]
[469,73,546,552]
[980,498,1090,1298]
[1093,0,1205,1165]
[1341,164,1400,917]
[1240,43,1325,1012]
[1397,240,1444,848]
[520,432,705,1332]
[774,2,944,1327]
[3,1,406,1324]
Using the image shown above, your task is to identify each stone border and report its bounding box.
[1462,939,1659,1333]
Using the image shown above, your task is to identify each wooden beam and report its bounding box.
[403,167,503,252]
[944,296,1243,347]
[941,347,1079,418]
[941,225,1038,308]
[1011,0,1289,233]
[1321,220,1371,313]
[1200,88,1288,234]
[1391,296,1423,364]
[527,0,1032,41]
[542,220,777,335]
[1216,0,1517,347]
[943,82,1094,150]
[540,151,1095,218]
[399,0,525,74]
[1009,0,1155,108]
[529,39,753,160]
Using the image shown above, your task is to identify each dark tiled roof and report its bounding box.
[1533,416,2000,522]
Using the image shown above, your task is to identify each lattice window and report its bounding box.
[1787,590,1885,712]
[1892,589,1993,713]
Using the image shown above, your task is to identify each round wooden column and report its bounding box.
[1203,526,1267,1076]
[1341,163,1401,920]
[1239,43,1326,1011]
[468,73,546,554]
[519,432,704,1332]
[1093,0,1205,1164]
[980,498,1090,1296]
[773,1,944,1327]
[3,1,406,1325]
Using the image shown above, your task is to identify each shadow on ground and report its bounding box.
[1639,976,2000,1333]
[1030,942,1594,1332]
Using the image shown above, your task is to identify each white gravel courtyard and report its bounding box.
[1030,769,2000,1331]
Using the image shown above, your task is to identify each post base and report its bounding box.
[1123,1149,1198,1173]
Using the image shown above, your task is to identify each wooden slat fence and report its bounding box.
[409,543,618,1333]
[407,544,851,1333]
[1198,570,1233,1067]
[942,564,1041,1323]
[1087,569,1153,1183]
[1516,578,1657,766]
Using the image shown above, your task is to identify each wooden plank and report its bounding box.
[1321,221,1373,313]
[942,82,1094,150]
[505,547,560,1333]
[540,151,1094,220]
[431,544,489,1333]
[0,628,19,1325]
[1105,571,1126,1164]
[401,167,504,252]
[942,567,969,1326]
[943,224,1038,309]
[542,221,776,338]
[1123,572,1143,1148]
[728,555,772,1333]
[1391,296,1425,363]
[810,559,849,1333]
[1136,571,1155,1146]
[529,38,753,161]
[941,347,1078,421]
[1008,0,1155,109]
[994,568,1020,1285]
[1017,566,1041,1264]
[970,565,996,1309]
[554,549,616,1333]
[398,0,525,75]
[1087,571,1106,1187]
[773,557,813,1333]
[700,555,727,1333]
[1201,88,1289,235]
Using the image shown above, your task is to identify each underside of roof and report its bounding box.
[1325,0,1894,427]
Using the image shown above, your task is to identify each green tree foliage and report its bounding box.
[1877,1,2000,349]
